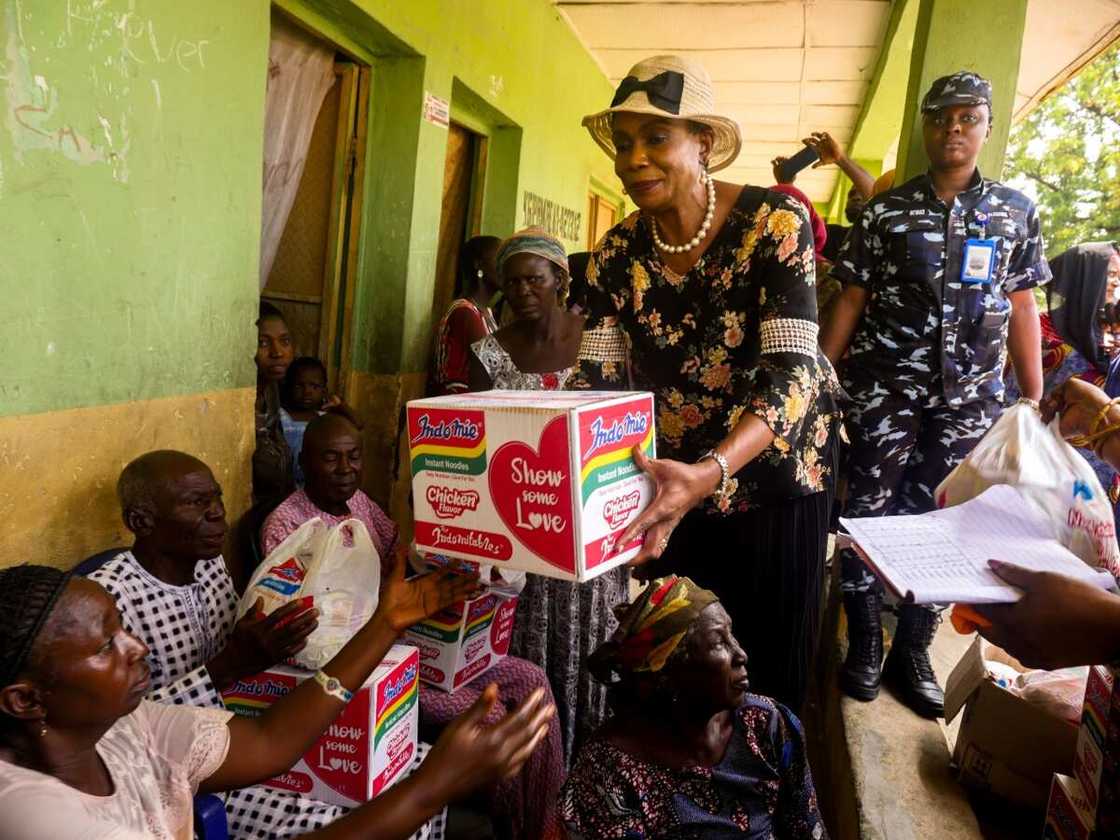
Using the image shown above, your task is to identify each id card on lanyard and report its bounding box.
[961,238,997,286]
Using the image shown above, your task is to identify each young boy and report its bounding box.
[821,71,1049,718]
[280,356,330,485]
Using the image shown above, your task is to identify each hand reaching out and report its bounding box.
[973,560,1120,670]
[802,131,844,167]
[419,684,555,803]
[209,598,320,688]
[1041,376,1113,440]
[375,547,482,632]
[617,446,718,569]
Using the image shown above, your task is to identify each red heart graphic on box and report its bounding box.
[488,416,576,573]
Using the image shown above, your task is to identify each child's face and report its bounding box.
[290,368,327,410]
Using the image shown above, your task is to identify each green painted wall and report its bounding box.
[895,0,1028,181]
[0,0,266,417]
[1,0,622,417]
[281,0,621,375]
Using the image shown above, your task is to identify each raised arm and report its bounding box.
[803,131,875,200]
[201,553,480,792]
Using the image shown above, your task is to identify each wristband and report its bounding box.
[1017,397,1040,412]
[313,670,353,704]
[699,450,731,505]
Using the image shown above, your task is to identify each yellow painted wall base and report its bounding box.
[0,388,255,570]
[346,370,426,546]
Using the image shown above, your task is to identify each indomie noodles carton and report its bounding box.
[407,390,656,582]
[221,645,419,809]
[401,584,519,692]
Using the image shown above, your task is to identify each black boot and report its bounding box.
[883,605,945,718]
[840,590,884,701]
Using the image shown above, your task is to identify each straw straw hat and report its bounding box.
[582,55,742,173]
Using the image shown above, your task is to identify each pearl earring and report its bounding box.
[39,720,47,738]
[477,269,484,279]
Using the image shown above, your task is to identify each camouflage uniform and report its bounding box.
[832,170,1050,591]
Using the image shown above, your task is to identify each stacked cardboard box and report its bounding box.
[222,644,419,808]
[402,585,519,692]
[945,637,1078,808]
[1045,665,1120,838]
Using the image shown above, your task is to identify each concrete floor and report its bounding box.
[816,591,1044,840]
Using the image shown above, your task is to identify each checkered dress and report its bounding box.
[90,552,443,840]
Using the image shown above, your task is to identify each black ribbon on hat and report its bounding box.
[610,71,685,115]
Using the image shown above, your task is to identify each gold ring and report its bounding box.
[657,535,671,553]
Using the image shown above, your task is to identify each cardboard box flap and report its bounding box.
[945,635,988,723]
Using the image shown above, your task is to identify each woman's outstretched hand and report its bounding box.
[417,684,555,804]
[1042,376,1113,440]
[973,560,1120,670]
[616,446,719,568]
[375,549,482,632]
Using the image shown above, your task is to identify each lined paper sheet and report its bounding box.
[840,484,1117,604]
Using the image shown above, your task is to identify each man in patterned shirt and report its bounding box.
[821,71,1049,718]
[90,450,441,839]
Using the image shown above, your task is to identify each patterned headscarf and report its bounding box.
[496,227,569,279]
[589,576,719,684]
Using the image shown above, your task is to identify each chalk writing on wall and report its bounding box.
[522,192,581,242]
[3,0,211,182]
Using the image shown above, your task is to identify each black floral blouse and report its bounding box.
[580,186,842,514]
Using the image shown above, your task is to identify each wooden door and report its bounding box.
[262,63,366,394]
[432,123,480,322]
[587,192,619,250]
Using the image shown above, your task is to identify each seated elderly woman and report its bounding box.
[561,576,827,839]
[0,562,554,839]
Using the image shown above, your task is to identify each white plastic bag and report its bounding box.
[240,517,382,670]
[936,403,1120,578]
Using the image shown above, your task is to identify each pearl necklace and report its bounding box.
[651,170,716,254]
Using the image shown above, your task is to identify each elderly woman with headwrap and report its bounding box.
[577,55,842,712]
[560,576,827,839]
[1006,242,1120,526]
[467,227,630,766]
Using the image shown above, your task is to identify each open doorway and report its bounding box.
[432,122,487,322]
[259,11,369,395]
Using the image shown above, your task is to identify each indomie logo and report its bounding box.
[384,664,417,705]
[427,486,480,519]
[583,412,649,459]
[602,490,641,529]
[412,414,481,444]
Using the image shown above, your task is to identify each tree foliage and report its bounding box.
[1006,42,1120,256]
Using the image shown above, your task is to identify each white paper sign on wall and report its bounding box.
[423,92,450,128]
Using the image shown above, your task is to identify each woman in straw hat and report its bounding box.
[579,55,843,711]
